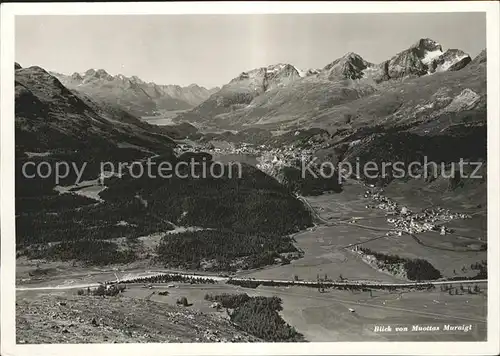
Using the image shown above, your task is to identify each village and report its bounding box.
[363,190,472,236]
[256,147,316,175]
[175,141,264,157]
[174,138,319,179]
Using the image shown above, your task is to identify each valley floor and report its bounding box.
[244,180,486,282]
[15,179,488,342]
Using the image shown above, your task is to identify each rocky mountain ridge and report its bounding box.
[176,38,478,129]
[15,64,176,155]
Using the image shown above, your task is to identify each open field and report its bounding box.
[266,285,487,342]
[16,258,229,289]
[243,223,402,282]
[245,181,486,281]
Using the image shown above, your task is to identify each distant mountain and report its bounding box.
[372,38,472,81]
[53,70,218,117]
[15,65,175,155]
[178,63,305,125]
[159,84,220,107]
[319,52,372,80]
[230,63,303,91]
[176,38,479,130]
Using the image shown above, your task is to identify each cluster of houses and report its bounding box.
[198,142,265,157]
[257,147,315,174]
[178,139,319,175]
[364,190,471,236]
[174,143,197,155]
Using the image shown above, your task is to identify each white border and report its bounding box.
[1,2,499,356]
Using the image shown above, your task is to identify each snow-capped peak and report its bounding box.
[412,38,445,67]
[421,48,444,65]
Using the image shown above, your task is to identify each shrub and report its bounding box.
[177,296,189,306]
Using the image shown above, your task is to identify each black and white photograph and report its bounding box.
[1,2,499,355]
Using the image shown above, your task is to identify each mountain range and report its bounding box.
[15,64,177,156]
[14,37,486,175]
[51,69,219,117]
[176,38,482,131]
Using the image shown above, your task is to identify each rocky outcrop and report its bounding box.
[444,88,481,112]
[430,49,471,72]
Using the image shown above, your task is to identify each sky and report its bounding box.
[15,13,486,88]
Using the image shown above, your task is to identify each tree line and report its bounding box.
[156,230,296,271]
[204,293,303,342]
[122,274,217,285]
[24,239,135,265]
[358,247,442,281]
